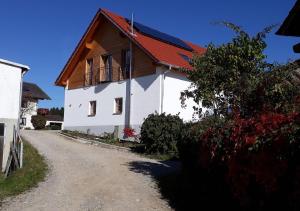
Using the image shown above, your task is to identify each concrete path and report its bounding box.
[1,130,178,211]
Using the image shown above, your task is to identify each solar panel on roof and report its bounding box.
[126,19,193,51]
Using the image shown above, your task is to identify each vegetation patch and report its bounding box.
[61,130,142,148]
[0,140,48,203]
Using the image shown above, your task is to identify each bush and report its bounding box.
[50,125,61,130]
[181,111,300,209]
[178,116,226,169]
[141,113,184,154]
[31,115,46,130]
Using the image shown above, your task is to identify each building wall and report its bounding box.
[63,71,161,137]
[21,100,37,129]
[161,68,202,122]
[0,63,22,119]
[0,63,22,171]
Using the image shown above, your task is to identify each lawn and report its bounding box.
[61,130,177,161]
[0,139,48,203]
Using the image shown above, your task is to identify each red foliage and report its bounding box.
[123,127,136,137]
[198,111,300,202]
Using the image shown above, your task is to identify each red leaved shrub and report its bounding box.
[195,111,300,208]
[123,127,136,137]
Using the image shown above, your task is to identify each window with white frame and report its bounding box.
[89,101,97,116]
[114,98,123,115]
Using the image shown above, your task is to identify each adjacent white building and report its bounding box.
[0,58,29,172]
[21,82,51,129]
[56,9,206,138]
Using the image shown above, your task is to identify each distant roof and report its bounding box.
[55,8,206,86]
[23,82,51,100]
[276,0,300,36]
[0,58,30,72]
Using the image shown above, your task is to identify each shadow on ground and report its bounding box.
[127,160,182,210]
[127,160,240,211]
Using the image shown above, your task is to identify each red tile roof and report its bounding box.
[102,9,205,69]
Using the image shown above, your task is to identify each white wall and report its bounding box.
[64,72,161,134]
[162,69,201,122]
[0,62,23,171]
[21,100,37,129]
[0,63,22,119]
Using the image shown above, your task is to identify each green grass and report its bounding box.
[0,140,48,202]
[62,130,177,161]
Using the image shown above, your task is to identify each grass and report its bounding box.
[61,130,143,148]
[61,130,177,161]
[0,140,48,203]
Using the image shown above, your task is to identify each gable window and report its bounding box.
[114,98,123,115]
[121,49,131,79]
[88,101,97,116]
[102,54,112,82]
[86,58,93,86]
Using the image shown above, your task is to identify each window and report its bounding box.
[21,100,28,108]
[121,49,131,79]
[21,118,26,126]
[102,54,112,82]
[86,58,93,85]
[88,101,97,116]
[0,123,4,165]
[0,123,4,137]
[114,98,123,115]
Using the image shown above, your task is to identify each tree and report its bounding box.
[49,107,64,117]
[31,115,46,130]
[181,22,299,118]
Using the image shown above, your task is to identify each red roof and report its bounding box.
[102,9,205,69]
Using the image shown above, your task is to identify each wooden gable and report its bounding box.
[66,15,156,89]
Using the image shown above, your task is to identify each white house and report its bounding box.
[55,9,206,138]
[0,58,29,172]
[21,82,51,129]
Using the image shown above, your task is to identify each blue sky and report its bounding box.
[0,0,298,108]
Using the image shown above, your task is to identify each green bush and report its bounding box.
[31,115,46,130]
[178,116,226,169]
[141,113,184,154]
[50,125,61,130]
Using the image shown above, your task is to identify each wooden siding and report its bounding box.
[68,17,155,90]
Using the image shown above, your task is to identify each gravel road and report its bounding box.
[1,130,178,211]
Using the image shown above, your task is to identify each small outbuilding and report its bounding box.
[0,58,29,172]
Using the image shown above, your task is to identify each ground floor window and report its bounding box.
[21,118,26,126]
[0,123,4,136]
[89,101,97,116]
[114,98,123,115]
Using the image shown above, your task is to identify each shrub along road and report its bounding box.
[1,130,178,211]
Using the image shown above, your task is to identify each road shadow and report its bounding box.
[127,160,239,211]
[127,160,180,178]
[127,160,186,210]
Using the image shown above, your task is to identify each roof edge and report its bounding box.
[0,58,30,72]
